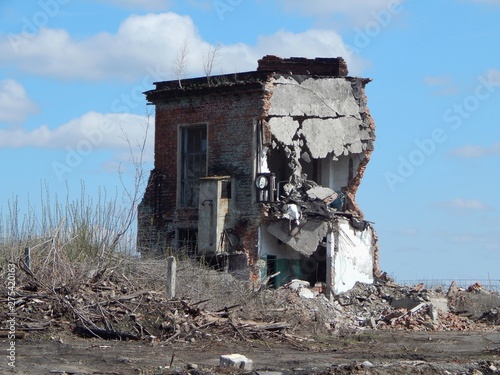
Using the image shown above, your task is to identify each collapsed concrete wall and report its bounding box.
[262,74,374,208]
[257,59,377,296]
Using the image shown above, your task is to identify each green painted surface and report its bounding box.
[272,258,303,287]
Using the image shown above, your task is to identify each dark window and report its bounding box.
[177,228,198,256]
[220,180,232,199]
[180,125,207,207]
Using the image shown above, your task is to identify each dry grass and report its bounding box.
[0,182,330,341]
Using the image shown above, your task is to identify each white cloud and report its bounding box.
[1,13,200,81]
[424,75,453,86]
[466,0,500,4]
[423,75,459,96]
[94,0,171,10]
[450,143,500,158]
[224,28,359,74]
[185,0,212,11]
[432,198,492,213]
[277,0,407,26]
[0,111,154,162]
[487,68,500,85]
[433,229,500,250]
[0,79,38,126]
[394,228,420,237]
[0,12,361,81]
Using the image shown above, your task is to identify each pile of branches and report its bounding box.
[1,259,299,346]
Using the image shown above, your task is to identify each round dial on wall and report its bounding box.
[255,175,268,189]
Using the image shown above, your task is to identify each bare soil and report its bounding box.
[3,328,500,374]
[2,258,500,374]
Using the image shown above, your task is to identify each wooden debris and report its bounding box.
[0,330,26,339]
[2,264,303,346]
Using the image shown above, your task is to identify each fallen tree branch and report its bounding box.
[73,325,141,341]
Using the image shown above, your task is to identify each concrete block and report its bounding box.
[306,186,337,202]
[220,354,253,371]
[428,303,440,327]
[429,296,449,313]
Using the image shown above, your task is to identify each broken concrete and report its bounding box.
[267,76,362,119]
[447,281,500,319]
[301,117,368,158]
[267,219,328,257]
[268,117,299,146]
[331,280,500,332]
[306,186,337,202]
[257,58,377,296]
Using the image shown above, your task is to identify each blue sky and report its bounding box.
[1,0,499,281]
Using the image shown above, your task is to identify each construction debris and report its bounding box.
[329,280,500,332]
[477,308,500,325]
[1,260,499,347]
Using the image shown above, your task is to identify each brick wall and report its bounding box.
[257,55,348,77]
[138,83,269,259]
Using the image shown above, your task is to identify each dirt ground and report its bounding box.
[2,258,500,374]
[3,328,499,374]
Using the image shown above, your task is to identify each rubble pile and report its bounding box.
[2,261,499,345]
[281,279,500,333]
[267,179,359,224]
[447,281,500,319]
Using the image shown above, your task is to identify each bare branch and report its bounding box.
[172,38,191,89]
[202,43,221,85]
[114,108,153,251]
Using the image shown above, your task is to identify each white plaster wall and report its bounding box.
[198,180,217,253]
[198,178,230,254]
[319,154,362,191]
[259,147,270,173]
[333,218,374,294]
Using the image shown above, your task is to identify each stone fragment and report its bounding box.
[283,204,301,225]
[446,281,459,297]
[362,361,374,368]
[306,186,337,202]
[428,303,440,326]
[364,317,377,329]
[287,279,310,291]
[298,288,315,299]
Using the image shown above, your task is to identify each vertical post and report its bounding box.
[325,231,335,301]
[166,256,177,299]
[24,247,31,271]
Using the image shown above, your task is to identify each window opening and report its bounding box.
[180,125,207,207]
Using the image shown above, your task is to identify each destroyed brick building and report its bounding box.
[137,55,379,295]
